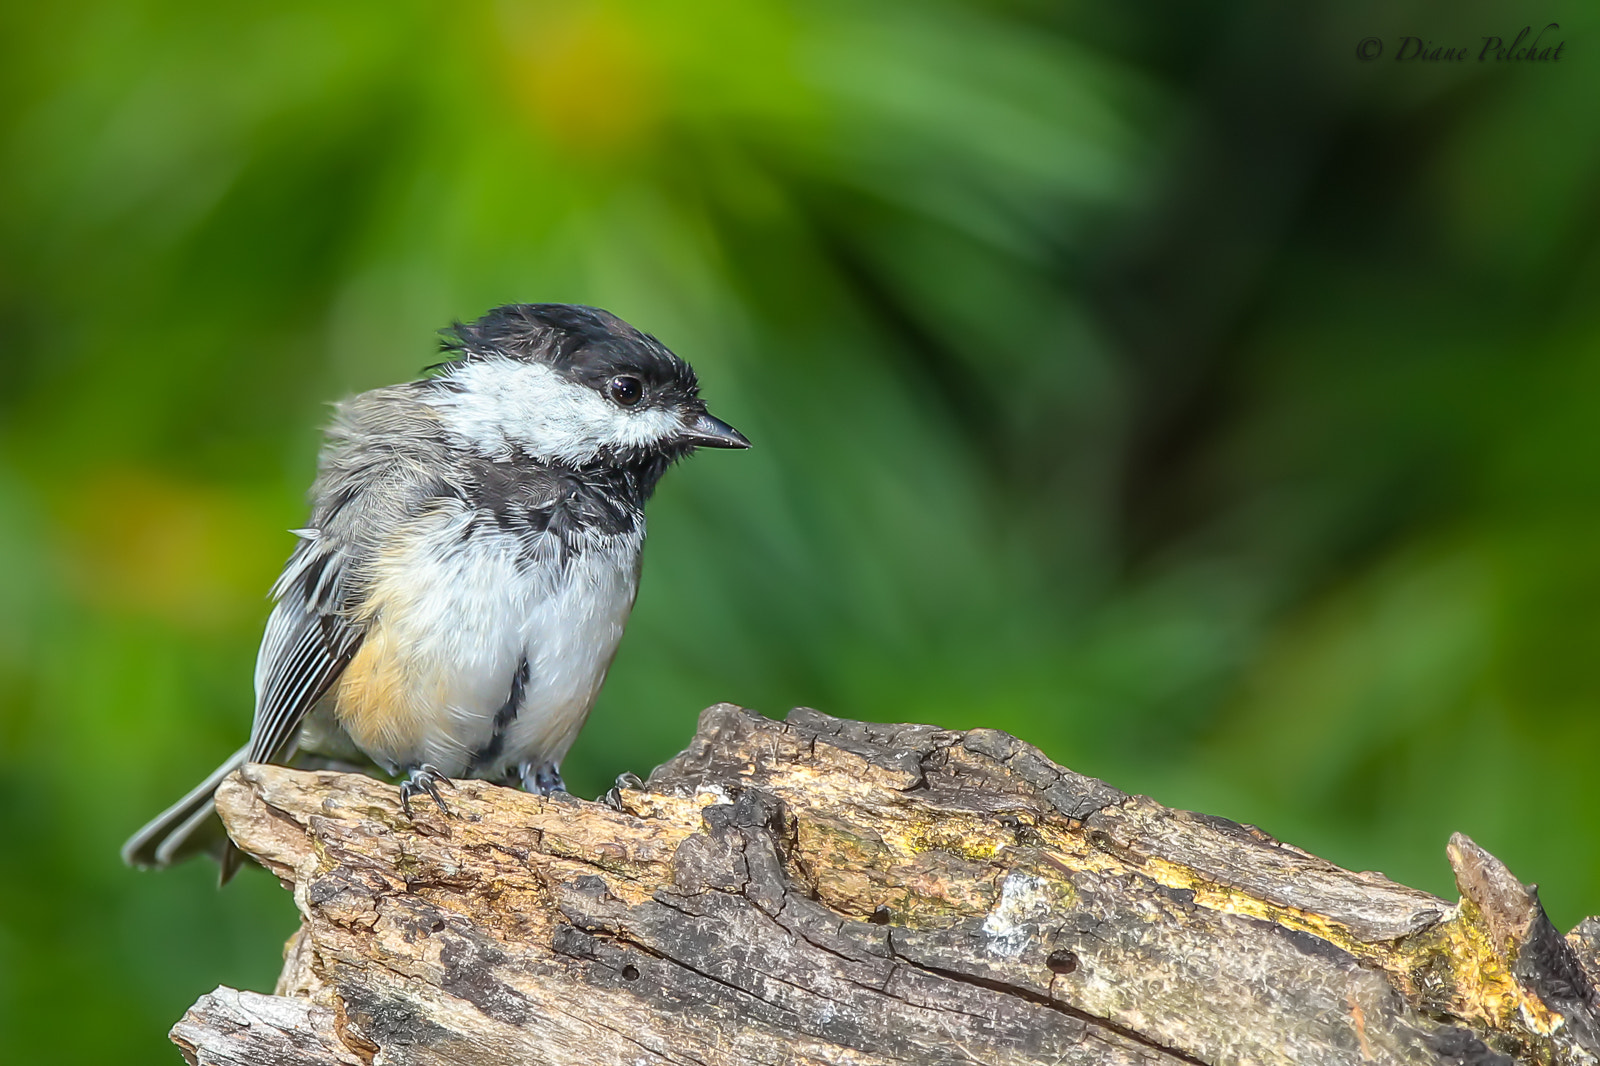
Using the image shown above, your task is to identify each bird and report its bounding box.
[122,303,749,880]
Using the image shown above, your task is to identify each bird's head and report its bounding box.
[425,303,749,467]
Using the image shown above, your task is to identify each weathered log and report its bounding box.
[171,704,1600,1065]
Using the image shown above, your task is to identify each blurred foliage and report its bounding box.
[3,0,1599,1060]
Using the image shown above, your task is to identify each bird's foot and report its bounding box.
[399,764,454,817]
[519,761,566,796]
[603,771,644,811]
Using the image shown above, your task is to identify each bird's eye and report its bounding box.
[606,375,644,407]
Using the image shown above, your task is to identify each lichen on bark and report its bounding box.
[171,704,1600,1066]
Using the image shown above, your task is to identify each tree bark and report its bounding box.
[171,704,1600,1065]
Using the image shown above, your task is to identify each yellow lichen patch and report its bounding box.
[762,757,921,805]
[899,818,1009,863]
[1134,855,1380,957]
[1393,900,1562,1040]
[1032,821,1137,874]
[790,811,1098,933]
[1095,846,1565,1053]
[790,811,1002,927]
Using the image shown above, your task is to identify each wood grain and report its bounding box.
[171,704,1600,1065]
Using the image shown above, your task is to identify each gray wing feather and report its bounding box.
[244,387,455,768]
[244,537,363,765]
[121,386,456,874]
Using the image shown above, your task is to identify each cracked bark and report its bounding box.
[171,704,1600,1066]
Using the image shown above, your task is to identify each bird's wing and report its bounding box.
[244,533,364,765]
[244,387,457,767]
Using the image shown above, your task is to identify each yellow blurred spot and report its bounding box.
[56,468,280,628]
[499,5,662,156]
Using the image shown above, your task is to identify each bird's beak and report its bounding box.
[679,411,751,449]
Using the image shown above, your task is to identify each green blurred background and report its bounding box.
[2,0,1598,1059]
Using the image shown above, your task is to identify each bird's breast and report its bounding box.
[332,499,643,777]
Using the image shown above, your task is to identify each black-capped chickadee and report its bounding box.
[122,304,749,879]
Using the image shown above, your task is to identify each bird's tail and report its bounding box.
[122,745,249,884]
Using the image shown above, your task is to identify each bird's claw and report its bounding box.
[603,771,644,811]
[400,764,454,817]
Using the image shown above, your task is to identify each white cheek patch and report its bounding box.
[433,357,683,464]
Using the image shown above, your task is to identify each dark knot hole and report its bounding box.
[1046,949,1079,975]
